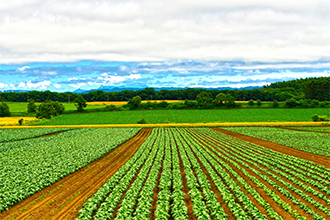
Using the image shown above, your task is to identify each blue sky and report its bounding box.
[1,60,329,92]
[0,1,329,92]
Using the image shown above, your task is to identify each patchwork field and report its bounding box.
[0,127,329,219]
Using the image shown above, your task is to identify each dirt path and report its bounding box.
[212,127,330,168]
[274,126,330,134]
[0,128,152,220]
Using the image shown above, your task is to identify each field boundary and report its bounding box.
[0,121,327,129]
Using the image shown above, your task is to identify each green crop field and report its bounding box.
[7,102,105,117]
[31,108,329,125]
[222,126,330,156]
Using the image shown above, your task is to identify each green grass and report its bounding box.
[222,126,330,156]
[7,102,105,117]
[32,108,329,125]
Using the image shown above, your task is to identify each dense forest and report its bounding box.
[0,77,329,102]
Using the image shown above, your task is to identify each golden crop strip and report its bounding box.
[2,121,326,129]
[0,117,38,126]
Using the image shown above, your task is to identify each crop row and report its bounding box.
[0,128,140,213]
[76,127,330,219]
[188,128,330,219]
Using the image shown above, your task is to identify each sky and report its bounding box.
[0,0,329,92]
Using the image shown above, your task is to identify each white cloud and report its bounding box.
[97,73,141,84]
[17,66,30,72]
[69,83,86,88]
[0,0,329,64]
[17,80,51,90]
[127,74,141,80]
[68,77,78,81]
[18,82,26,88]
[53,83,61,88]
[0,83,8,88]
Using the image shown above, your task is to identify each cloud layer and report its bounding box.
[0,0,329,64]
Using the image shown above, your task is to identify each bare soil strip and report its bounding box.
[0,128,152,220]
[274,126,330,134]
[212,127,330,168]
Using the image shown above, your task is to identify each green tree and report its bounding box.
[285,98,298,108]
[256,99,262,107]
[225,94,236,108]
[27,99,37,113]
[36,100,65,119]
[127,96,142,110]
[74,95,87,112]
[196,92,213,105]
[214,93,226,106]
[0,101,11,117]
[248,99,255,106]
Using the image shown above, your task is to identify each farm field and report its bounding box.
[279,126,330,133]
[0,117,37,126]
[1,127,330,219]
[222,127,330,157]
[31,108,329,125]
[0,127,73,142]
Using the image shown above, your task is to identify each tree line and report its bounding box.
[0,77,329,103]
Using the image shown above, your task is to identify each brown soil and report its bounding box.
[31,130,71,138]
[0,128,152,220]
[275,126,330,134]
[212,127,330,168]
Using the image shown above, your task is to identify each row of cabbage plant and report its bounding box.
[0,128,140,213]
[77,128,158,220]
[189,128,327,219]
[177,129,270,220]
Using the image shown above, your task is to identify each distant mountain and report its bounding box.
[1,90,29,93]
[73,85,263,93]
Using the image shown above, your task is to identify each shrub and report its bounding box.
[0,101,11,117]
[137,119,148,124]
[248,99,255,106]
[27,99,37,113]
[272,100,279,108]
[285,98,298,108]
[256,99,262,107]
[18,118,24,125]
[105,104,117,111]
[318,115,329,121]
[311,114,319,122]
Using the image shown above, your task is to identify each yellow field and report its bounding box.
[86,100,184,105]
[0,117,38,126]
[1,121,326,129]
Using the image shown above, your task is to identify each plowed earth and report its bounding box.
[212,127,330,168]
[0,128,152,220]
